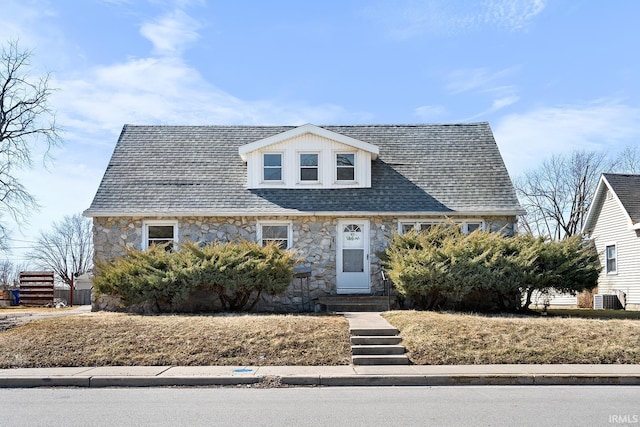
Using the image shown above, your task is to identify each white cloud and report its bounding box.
[0,1,63,63]
[491,95,519,110]
[445,67,519,94]
[414,105,448,121]
[445,68,520,118]
[140,9,202,56]
[53,55,359,142]
[483,0,547,31]
[366,0,547,39]
[493,99,640,177]
[2,1,362,256]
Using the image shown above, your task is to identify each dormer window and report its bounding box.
[300,153,319,182]
[336,153,355,181]
[263,153,282,181]
[239,124,378,189]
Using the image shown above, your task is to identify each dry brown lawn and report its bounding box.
[4,309,640,368]
[0,312,351,368]
[382,310,640,365]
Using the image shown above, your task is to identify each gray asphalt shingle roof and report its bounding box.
[604,173,640,224]
[85,123,523,216]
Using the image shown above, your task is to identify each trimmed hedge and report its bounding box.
[93,240,298,312]
[384,224,600,312]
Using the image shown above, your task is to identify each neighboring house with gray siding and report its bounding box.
[582,173,640,310]
[84,122,523,311]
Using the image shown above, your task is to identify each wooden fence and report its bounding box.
[19,271,55,306]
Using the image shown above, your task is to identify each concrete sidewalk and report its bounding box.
[1,364,640,387]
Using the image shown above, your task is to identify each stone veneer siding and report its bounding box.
[92,215,516,312]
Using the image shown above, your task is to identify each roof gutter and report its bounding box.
[83,209,525,218]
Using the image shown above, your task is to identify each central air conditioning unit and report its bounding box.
[593,294,622,310]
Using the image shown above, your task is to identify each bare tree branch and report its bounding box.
[28,214,93,286]
[614,145,640,174]
[0,39,62,249]
[515,150,609,240]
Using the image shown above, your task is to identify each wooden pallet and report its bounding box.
[19,271,55,306]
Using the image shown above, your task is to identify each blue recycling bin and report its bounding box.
[10,289,19,305]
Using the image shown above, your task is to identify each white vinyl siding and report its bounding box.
[590,189,640,306]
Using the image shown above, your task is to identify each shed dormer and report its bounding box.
[239,124,380,189]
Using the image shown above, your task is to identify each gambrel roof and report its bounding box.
[583,173,640,232]
[84,122,523,217]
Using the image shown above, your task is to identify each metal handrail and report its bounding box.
[381,268,390,311]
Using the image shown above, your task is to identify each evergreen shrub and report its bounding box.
[93,240,297,313]
[385,223,600,312]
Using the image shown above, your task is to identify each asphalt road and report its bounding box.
[2,386,639,426]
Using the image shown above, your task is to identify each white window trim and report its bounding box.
[297,151,321,184]
[262,152,284,183]
[256,220,293,249]
[605,242,618,275]
[398,219,443,234]
[397,219,485,234]
[461,221,485,234]
[142,220,178,250]
[334,150,357,183]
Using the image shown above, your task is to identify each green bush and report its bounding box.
[385,224,600,312]
[93,240,298,313]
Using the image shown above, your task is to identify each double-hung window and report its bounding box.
[143,221,178,251]
[399,221,437,234]
[336,153,355,181]
[463,222,483,234]
[399,220,484,234]
[300,153,319,182]
[263,153,282,181]
[605,244,617,274]
[398,221,442,234]
[257,221,292,249]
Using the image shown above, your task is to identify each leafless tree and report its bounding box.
[0,40,61,249]
[0,259,18,287]
[515,150,609,240]
[613,145,640,174]
[516,145,640,240]
[28,214,93,286]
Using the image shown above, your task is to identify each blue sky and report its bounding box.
[1,0,640,261]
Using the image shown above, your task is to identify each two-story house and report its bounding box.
[84,122,523,311]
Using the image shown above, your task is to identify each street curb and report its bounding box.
[89,376,261,388]
[1,374,640,388]
[0,377,91,388]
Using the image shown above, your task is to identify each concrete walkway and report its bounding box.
[1,364,640,388]
[0,305,92,331]
[342,312,398,332]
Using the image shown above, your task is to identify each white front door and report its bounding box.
[336,220,370,294]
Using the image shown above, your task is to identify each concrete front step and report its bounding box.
[352,355,410,365]
[350,327,399,336]
[351,345,406,355]
[350,336,403,345]
[326,304,390,312]
[317,296,396,312]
